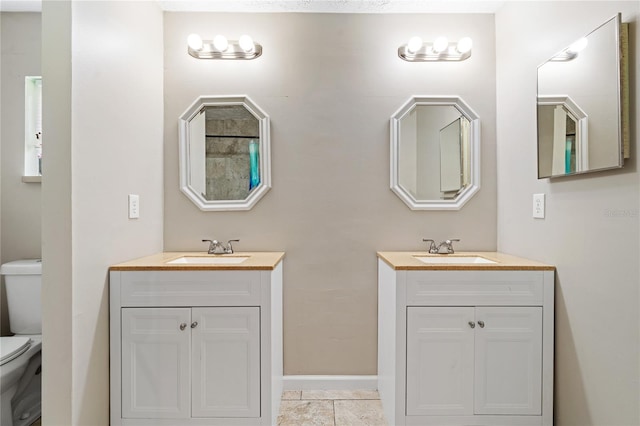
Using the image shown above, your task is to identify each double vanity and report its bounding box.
[377,252,555,426]
[109,250,553,426]
[109,252,284,426]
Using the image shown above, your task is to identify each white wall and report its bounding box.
[41,1,164,424]
[163,12,497,375]
[0,12,41,335]
[496,2,639,425]
[41,2,72,421]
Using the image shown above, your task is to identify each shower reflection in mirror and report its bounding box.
[537,96,588,177]
[189,105,261,201]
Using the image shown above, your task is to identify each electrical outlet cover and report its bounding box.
[533,193,545,219]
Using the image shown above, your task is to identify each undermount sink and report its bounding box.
[167,256,249,265]
[414,256,496,264]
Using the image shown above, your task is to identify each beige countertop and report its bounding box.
[377,251,555,271]
[110,252,285,271]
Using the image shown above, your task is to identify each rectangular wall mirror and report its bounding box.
[537,13,629,179]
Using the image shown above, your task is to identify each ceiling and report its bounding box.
[1,0,509,13]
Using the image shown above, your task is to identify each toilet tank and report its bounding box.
[0,259,42,334]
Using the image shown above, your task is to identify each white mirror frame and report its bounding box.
[390,96,481,210]
[179,95,271,211]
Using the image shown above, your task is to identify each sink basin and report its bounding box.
[167,256,249,265]
[414,256,496,264]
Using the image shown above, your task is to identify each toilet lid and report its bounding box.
[0,336,31,366]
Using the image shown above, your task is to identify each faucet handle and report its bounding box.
[226,239,240,254]
[202,239,216,253]
[423,239,438,254]
[445,239,460,253]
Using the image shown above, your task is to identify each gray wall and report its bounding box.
[496,2,639,425]
[164,12,497,375]
[41,2,164,423]
[0,12,41,336]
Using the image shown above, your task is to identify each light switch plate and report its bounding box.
[128,194,140,219]
[533,193,545,219]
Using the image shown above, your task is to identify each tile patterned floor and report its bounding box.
[30,392,386,426]
[277,390,388,426]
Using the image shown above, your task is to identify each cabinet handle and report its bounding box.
[468,321,475,329]
[478,320,485,328]
[179,323,187,331]
[191,321,198,329]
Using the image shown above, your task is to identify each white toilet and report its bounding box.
[0,259,42,426]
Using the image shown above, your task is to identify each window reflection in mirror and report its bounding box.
[391,96,480,211]
[537,14,626,178]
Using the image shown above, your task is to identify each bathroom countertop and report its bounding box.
[110,252,285,271]
[377,251,555,271]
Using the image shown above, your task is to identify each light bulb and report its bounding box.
[213,35,229,52]
[456,37,472,54]
[187,33,203,51]
[239,34,255,53]
[433,36,449,53]
[407,36,423,54]
[567,37,588,54]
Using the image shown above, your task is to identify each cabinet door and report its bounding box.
[121,308,191,419]
[474,306,542,415]
[406,307,475,416]
[191,307,261,418]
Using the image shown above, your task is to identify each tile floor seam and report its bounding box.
[332,399,336,426]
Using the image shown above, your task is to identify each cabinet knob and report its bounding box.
[191,321,199,329]
[478,320,485,328]
[468,321,475,329]
[179,323,187,331]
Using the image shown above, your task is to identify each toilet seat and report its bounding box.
[0,337,32,366]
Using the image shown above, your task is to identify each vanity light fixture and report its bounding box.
[550,37,588,61]
[187,33,262,60]
[399,36,472,62]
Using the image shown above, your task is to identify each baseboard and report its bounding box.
[282,375,378,390]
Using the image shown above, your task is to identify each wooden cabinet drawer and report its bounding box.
[114,270,261,307]
[406,270,545,306]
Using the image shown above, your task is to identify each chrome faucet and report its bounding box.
[423,238,460,254]
[423,239,439,254]
[202,239,240,255]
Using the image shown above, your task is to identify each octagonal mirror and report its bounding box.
[390,96,480,210]
[179,95,271,211]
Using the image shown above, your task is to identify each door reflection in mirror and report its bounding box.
[398,105,470,201]
[440,116,470,197]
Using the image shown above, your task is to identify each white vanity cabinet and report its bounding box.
[109,253,283,426]
[377,252,554,426]
[120,307,261,419]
